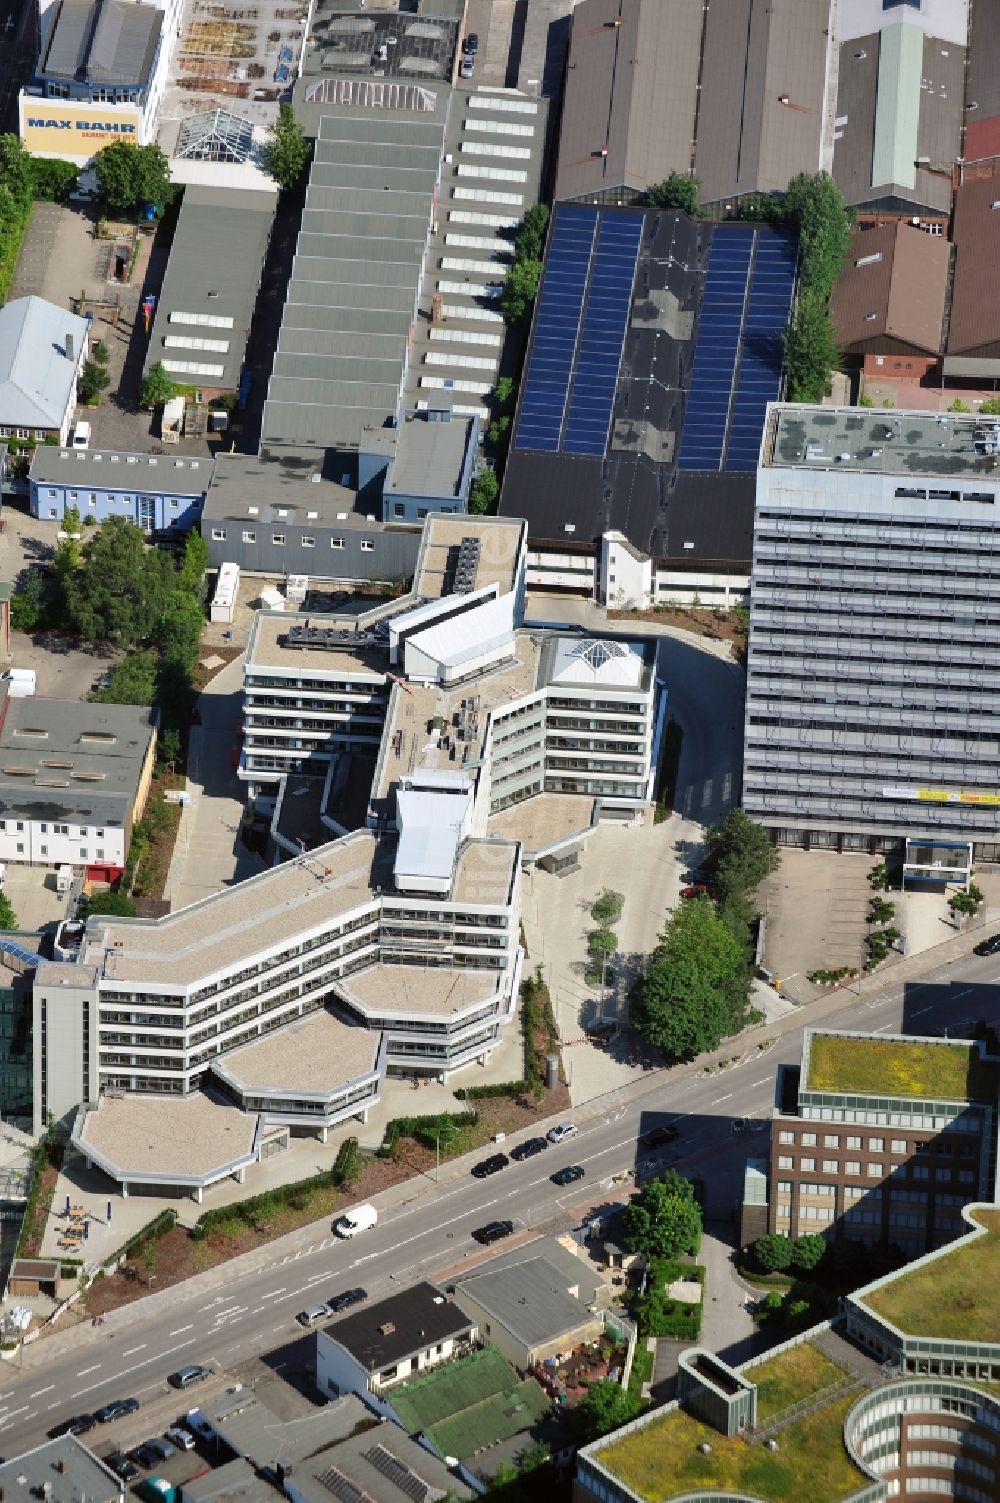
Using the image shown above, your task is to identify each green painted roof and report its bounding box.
[872,23,922,191]
[390,1346,550,1461]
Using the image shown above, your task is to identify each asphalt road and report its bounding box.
[0,946,997,1459]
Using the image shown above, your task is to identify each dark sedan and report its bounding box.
[974,933,1000,956]
[472,1219,514,1245]
[50,1415,96,1439]
[326,1286,368,1314]
[95,1397,140,1423]
[471,1152,509,1178]
[510,1136,547,1162]
[640,1124,679,1149]
[104,1452,140,1482]
[551,1164,585,1187]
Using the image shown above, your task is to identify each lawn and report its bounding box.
[861,1208,1000,1340]
[595,1391,865,1503]
[806,1034,983,1101]
[744,1341,847,1421]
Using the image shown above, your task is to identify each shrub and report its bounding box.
[754,1232,793,1272]
[454,1079,530,1101]
[591,889,624,926]
[331,1135,361,1188]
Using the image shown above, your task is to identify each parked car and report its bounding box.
[510,1136,547,1162]
[681,882,717,900]
[96,1398,140,1423]
[50,1415,95,1438]
[296,1305,329,1328]
[471,1151,509,1178]
[105,1452,140,1481]
[459,54,474,77]
[167,1365,211,1390]
[974,933,1000,956]
[164,1427,196,1452]
[71,420,91,450]
[551,1164,585,1187]
[472,1219,514,1245]
[128,1446,161,1471]
[464,31,479,53]
[640,1124,679,1150]
[326,1287,367,1314]
[182,1411,215,1441]
[144,1439,175,1463]
[547,1121,578,1145]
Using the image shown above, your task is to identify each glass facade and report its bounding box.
[0,985,32,1127]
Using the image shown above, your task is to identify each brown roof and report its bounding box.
[949,168,1000,356]
[830,221,949,353]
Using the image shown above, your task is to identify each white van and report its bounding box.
[333,1203,377,1238]
[71,421,91,450]
[0,669,36,698]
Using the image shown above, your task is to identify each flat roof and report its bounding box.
[76,1088,259,1182]
[858,1207,1000,1341]
[487,792,595,854]
[454,1253,594,1349]
[387,416,471,500]
[335,963,499,1020]
[213,1006,380,1093]
[414,514,524,599]
[30,447,210,495]
[390,1346,551,1463]
[322,1282,473,1372]
[0,1437,121,1503]
[144,187,274,392]
[765,403,1000,478]
[203,452,362,525]
[247,613,388,677]
[298,5,460,87]
[804,1031,992,1103]
[40,0,161,85]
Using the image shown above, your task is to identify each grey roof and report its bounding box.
[30,446,210,495]
[0,1436,122,1503]
[299,2,460,86]
[144,186,275,393]
[321,1282,474,1372]
[453,1254,595,1350]
[386,415,472,499]
[965,0,1000,121]
[204,451,365,525]
[40,0,162,85]
[262,89,450,452]
[452,1235,606,1307]
[182,1458,271,1503]
[0,694,156,831]
[765,404,1000,478]
[0,297,87,430]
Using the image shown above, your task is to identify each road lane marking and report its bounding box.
[258,1288,286,1300]
[874,1024,892,1033]
[77,1365,101,1376]
[749,1077,772,1087]
[169,1325,193,1336]
[710,1093,732,1104]
[913,1006,932,1016]
[69,1336,197,1401]
[29,1386,53,1398]
[122,1345,146,1357]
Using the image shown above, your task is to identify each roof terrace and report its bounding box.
[765,404,1000,479]
[804,1031,993,1103]
[859,1207,1000,1342]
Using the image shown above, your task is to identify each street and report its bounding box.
[0,946,996,1458]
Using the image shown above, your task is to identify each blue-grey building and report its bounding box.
[29,447,209,532]
[359,407,479,524]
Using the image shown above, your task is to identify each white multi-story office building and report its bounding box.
[745,404,1000,856]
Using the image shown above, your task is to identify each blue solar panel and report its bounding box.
[676,228,754,472]
[725,230,796,470]
[514,210,597,453]
[562,214,642,454]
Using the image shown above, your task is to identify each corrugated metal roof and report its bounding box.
[965,0,1000,120]
[872,23,923,191]
[948,166,1000,356]
[40,0,162,85]
[830,221,949,353]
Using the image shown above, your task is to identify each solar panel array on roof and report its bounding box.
[676,227,755,471]
[514,206,596,453]
[562,213,643,455]
[726,230,797,471]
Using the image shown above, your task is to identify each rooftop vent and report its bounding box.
[379,1321,396,1336]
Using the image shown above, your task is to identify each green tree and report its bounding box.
[78,357,110,404]
[513,202,550,263]
[620,1171,702,1259]
[631,896,749,1060]
[65,517,171,645]
[588,928,618,956]
[494,375,515,407]
[262,104,311,191]
[139,360,175,411]
[784,289,840,401]
[0,892,18,930]
[501,258,541,327]
[177,529,209,602]
[592,889,624,925]
[10,569,59,632]
[92,649,158,705]
[791,1234,827,1272]
[646,172,699,214]
[950,882,983,917]
[575,1379,642,1443]
[754,1232,793,1273]
[869,895,895,925]
[94,140,170,214]
[707,808,780,904]
[27,156,78,202]
[0,135,33,204]
[81,890,137,919]
[469,467,499,515]
[949,398,970,413]
[979,397,1000,415]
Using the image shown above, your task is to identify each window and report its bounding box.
[393,504,405,518]
[935,1168,952,1183]
[914,1140,929,1154]
[242,530,256,544]
[39,824,47,834]
[48,508,58,519]
[417,507,428,519]
[302,536,316,548]
[272,534,285,546]
[170,498,179,509]
[869,1137,884,1152]
[69,491,78,501]
[845,1161,861,1176]
[360,540,375,553]
[48,489,57,499]
[34,430,45,441]
[39,845,47,857]
[823,1135,840,1148]
[17,428,29,440]
[331,538,345,550]
[801,1133,817,1147]
[847,1136,861,1150]
[800,1157,815,1172]
[891,1139,907,1154]
[868,1162,883,1177]
[778,1155,793,1169]
[779,1131,795,1144]
[212,528,227,541]
[822,1159,838,1173]
[88,496,97,508]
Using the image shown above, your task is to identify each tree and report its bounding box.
[262,104,311,191]
[494,375,515,407]
[91,649,158,706]
[575,1379,642,1443]
[647,172,699,214]
[10,569,59,632]
[513,202,550,263]
[177,529,209,603]
[95,141,170,214]
[706,808,780,905]
[139,360,175,411]
[469,467,498,515]
[27,156,78,202]
[631,896,749,1061]
[950,882,983,918]
[0,135,32,204]
[620,1171,702,1260]
[78,357,110,405]
[500,258,541,327]
[65,517,172,645]
[754,1232,793,1273]
[869,895,895,925]
[783,289,840,402]
[81,891,137,919]
[592,889,624,925]
[949,398,971,413]
[791,1234,826,1272]
[0,892,18,930]
[588,928,618,955]
[979,397,1000,416]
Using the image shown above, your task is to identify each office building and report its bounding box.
[744,403,1000,855]
[766,1030,998,1259]
[29,448,209,532]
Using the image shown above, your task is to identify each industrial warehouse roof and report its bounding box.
[143,186,275,393]
[261,91,450,452]
[554,0,831,207]
[0,297,87,430]
[39,0,162,85]
[830,221,950,354]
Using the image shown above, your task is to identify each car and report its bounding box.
[585,1019,619,1041]
[182,1411,215,1442]
[164,1427,196,1452]
[296,1305,329,1327]
[326,1287,368,1315]
[50,1415,95,1438]
[96,1397,140,1423]
[551,1164,585,1187]
[128,1446,160,1471]
[464,31,479,54]
[974,933,1000,956]
[681,883,716,900]
[105,1452,140,1482]
[473,1219,514,1245]
[167,1364,212,1390]
[71,421,91,450]
[145,1439,176,1462]
[640,1124,679,1150]
[459,55,474,78]
[510,1136,547,1161]
[471,1151,509,1178]
[547,1121,578,1145]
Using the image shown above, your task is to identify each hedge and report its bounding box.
[332,1135,360,1188]
[377,1111,478,1160]
[120,1207,176,1263]
[454,1080,530,1101]
[191,1166,335,1240]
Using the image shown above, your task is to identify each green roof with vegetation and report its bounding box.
[390,1346,550,1461]
[594,1380,866,1503]
[806,1034,990,1102]
[860,1208,1000,1341]
[744,1342,848,1422]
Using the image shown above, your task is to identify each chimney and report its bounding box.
[65,333,74,362]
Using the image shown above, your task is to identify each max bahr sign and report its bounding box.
[19,96,142,156]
